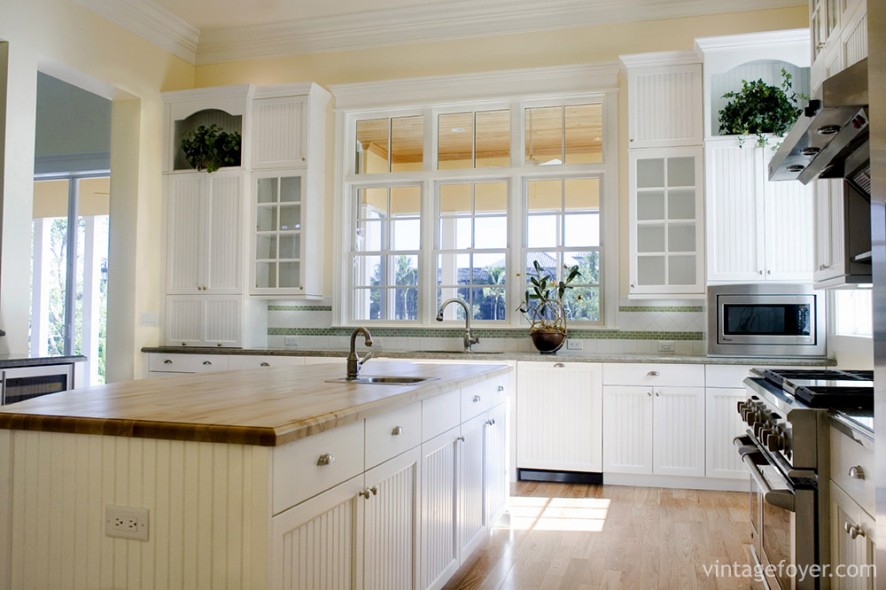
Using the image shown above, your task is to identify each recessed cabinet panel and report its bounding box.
[252,97,306,168]
[627,63,703,148]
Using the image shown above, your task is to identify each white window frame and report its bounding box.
[330,64,619,329]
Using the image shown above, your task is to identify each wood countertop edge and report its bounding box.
[0,364,512,447]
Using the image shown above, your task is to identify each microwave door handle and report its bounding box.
[741,453,796,512]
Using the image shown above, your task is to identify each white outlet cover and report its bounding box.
[105,505,149,541]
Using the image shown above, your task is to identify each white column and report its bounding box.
[81,215,100,385]
[30,218,50,357]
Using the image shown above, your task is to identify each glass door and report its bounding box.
[31,175,110,384]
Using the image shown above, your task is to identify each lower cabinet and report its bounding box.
[829,482,876,589]
[271,376,509,590]
[515,361,603,473]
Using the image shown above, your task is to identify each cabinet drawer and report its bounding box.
[603,363,704,387]
[461,379,506,420]
[148,353,229,373]
[365,402,422,469]
[422,389,461,441]
[272,420,364,515]
[830,426,874,515]
[226,355,305,370]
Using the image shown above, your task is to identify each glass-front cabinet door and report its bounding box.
[628,146,704,297]
[252,172,305,295]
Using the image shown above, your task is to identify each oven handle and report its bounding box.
[740,452,796,512]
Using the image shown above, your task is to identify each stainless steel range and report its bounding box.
[738,368,874,590]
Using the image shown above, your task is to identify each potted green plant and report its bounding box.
[517,260,581,354]
[180,124,242,172]
[718,68,806,148]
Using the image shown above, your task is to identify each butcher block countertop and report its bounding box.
[0,361,510,447]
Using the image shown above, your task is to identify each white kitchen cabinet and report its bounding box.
[484,402,508,524]
[250,170,324,297]
[147,352,230,375]
[810,0,867,91]
[516,361,603,473]
[166,171,244,295]
[704,365,754,480]
[165,294,266,348]
[602,363,705,478]
[251,85,330,170]
[622,55,703,148]
[829,482,876,590]
[628,146,705,296]
[459,413,487,559]
[226,355,305,370]
[705,136,814,283]
[420,428,460,590]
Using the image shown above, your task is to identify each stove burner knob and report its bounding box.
[737,401,747,415]
[766,432,783,452]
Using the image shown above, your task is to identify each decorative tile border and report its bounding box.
[618,306,704,313]
[268,305,333,312]
[268,327,704,341]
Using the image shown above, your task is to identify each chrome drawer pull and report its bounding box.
[163,359,173,365]
[553,363,565,368]
[849,465,865,480]
[647,371,659,377]
[202,360,212,366]
[391,426,404,436]
[457,436,465,442]
[260,362,271,367]
[316,453,335,466]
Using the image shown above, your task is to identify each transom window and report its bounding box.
[341,95,613,327]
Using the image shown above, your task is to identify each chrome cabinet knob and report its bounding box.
[473,395,481,403]
[391,426,404,436]
[202,360,212,366]
[359,487,378,500]
[316,453,335,466]
[457,436,465,442]
[654,391,661,397]
[845,521,866,539]
[497,385,504,391]
[849,465,865,480]
[646,391,653,398]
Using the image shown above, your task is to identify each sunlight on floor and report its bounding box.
[497,495,611,532]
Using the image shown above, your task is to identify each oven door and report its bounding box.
[736,437,819,590]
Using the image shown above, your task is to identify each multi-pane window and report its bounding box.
[436,181,509,321]
[352,185,422,320]
[355,115,423,174]
[525,177,601,321]
[438,110,510,170]
[525,104,603,165]
[344,98,609,326]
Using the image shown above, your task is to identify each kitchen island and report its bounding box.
[0,361,511,590]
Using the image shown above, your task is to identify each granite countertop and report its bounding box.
[142,345,832,366]
[0,361,510,447]
[0,354,86,368]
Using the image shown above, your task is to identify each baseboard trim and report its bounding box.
[603,473,750,492]
[517,468,603,485]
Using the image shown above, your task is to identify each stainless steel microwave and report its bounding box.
[707,284,826,357]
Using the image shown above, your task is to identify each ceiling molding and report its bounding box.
[330,63,619,110]
[76,0,200,64]
[78,0,805,65]
[619,51,701,69]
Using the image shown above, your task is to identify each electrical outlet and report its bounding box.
[566,339,583,351]
[283,335,298,347]
[105,505,149,541]
[657,340,675,353]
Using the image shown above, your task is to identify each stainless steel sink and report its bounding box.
[326,376,439,385]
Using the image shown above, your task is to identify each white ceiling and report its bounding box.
[78,0,806,65]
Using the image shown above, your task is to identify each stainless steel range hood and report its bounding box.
[768,58,870,193]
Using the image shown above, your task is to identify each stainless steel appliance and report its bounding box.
[739,368,875,589]
[1,364,74,405]
[707,284,826,357]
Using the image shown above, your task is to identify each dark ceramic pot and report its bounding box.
[530,329,566,354]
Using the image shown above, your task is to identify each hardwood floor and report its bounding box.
[443,481,754,590]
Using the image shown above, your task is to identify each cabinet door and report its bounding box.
[484,403,508,525]
[363,447,420,590]
[516,362,603,472]
[202,295,243,347]
[271,474,363,590]
[629,147,704,296]
[705,138,765,282]
[829,482,876,590]
[205,172,243,293]
[252,96,307,169]
[602,386,653,474]
[165,296,205,346]
[252,173,307,295]
[705,387,748,479]
[421,429,460,590]
[166,174,205,293]
[627,63,702,148]
[652,387,705,477]
[814,178,845,284]
[761,149,814,282]
[459,414,487,559]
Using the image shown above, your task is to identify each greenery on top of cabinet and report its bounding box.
[718,69,806,147]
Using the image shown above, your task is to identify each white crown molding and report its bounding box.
[695,28,810,53]
[619,51,701,69]
[195,0,805,64]
[76,0,200,64]
[330,63,619,110]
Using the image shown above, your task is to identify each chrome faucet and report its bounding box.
[346,327,373,380]
[436,298,479,352]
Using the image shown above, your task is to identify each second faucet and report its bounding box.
[436,298,479,352]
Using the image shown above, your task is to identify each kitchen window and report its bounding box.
[339,94,614,327]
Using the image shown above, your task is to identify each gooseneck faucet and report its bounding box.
[436,298,479,352]
[347,327,374,380]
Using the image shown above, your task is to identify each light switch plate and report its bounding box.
[657,340,675,353]
[566,339,583,350]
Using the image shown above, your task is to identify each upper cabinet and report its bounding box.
[251,86,330,169]
[621,51,704,298]
[810,0,867,92]
[623,55,703,148]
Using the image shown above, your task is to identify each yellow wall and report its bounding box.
[0,0,194,378]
